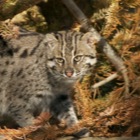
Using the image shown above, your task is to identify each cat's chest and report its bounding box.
[49,78,75,94]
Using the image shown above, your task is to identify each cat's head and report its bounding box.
[43,31,97,82]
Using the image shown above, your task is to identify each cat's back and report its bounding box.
[0,32,44,76]
[0,31,45,104]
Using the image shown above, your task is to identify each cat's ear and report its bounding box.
[43,33,59,50]
[81,32,97,50]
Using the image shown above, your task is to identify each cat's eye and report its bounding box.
[74,55,83,62]
[86,55,95,59]
[55,57,64,63]
[48,58,54,61]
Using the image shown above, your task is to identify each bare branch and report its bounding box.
[92,73,118,89]
[61,0,91,32]
[61,0,129,95]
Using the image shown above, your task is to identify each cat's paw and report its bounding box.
[73,128,90,138]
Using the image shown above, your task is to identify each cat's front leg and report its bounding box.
[50,94,78,126]
[49,93,90,138]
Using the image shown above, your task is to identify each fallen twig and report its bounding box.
[92,73,118,89]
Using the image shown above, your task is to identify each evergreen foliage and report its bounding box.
[0,0,140,139]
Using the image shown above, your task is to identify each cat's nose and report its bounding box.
[65,68,74,77]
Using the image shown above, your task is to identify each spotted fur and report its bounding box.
[0,30,96,131]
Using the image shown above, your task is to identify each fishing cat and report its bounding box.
[0,29,97,136]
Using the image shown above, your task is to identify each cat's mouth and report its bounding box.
[64,77,78,83]
[63,74,77,79]
[62,72,80,82]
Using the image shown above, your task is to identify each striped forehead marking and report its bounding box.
[54,32,65,57]
[54,31,84,59]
